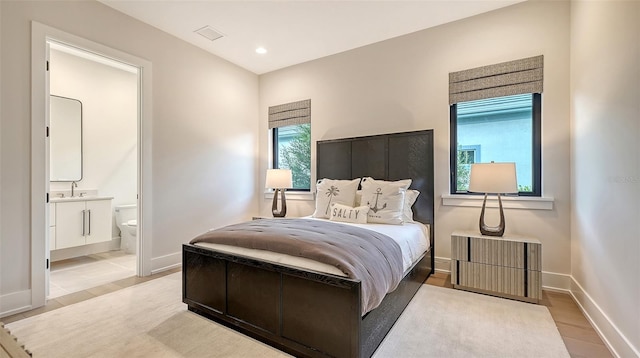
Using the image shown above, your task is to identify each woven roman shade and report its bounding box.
[268,99,311,129]
[449,55,543,105]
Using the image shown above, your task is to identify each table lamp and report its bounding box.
[265,169,293,217]
[468,162,518,236]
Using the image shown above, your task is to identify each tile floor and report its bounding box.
[49,250,136,299]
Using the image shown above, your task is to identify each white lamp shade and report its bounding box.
[468,162,518,194]
[265,169,293,189]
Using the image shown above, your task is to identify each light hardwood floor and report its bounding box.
[425,272,613,358]
[3,270,612,358]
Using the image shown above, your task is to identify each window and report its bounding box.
[450,93,541,195]
[458,146,480,165]
[273,123,311,191]
[269,99,311,191]
[448,55,543,196]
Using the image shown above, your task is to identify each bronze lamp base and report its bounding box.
[479,193,505,237]
[271,188,287,217]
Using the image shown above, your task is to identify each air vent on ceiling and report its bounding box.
[194,26,224,42]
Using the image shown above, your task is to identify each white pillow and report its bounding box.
[355,190,363,206]
[403,189,420,222]
[329,203,369,224]
[313,178,361,219]
[360,177,411,225]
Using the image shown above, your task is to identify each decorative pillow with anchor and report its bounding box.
[360,177,411,224]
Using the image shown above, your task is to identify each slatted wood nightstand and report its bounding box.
[451,231,542,303]
[251,216,294,220]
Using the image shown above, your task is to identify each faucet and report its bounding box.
[71,181,78,197]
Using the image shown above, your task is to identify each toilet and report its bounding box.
[115,204,137,254]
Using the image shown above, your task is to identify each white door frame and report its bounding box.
[31,22,153,308]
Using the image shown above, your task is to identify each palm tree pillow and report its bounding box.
[360,177,412,224]
[313,178,361,219]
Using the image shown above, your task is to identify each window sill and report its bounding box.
[264,191,315,201]
[441,194,554,210]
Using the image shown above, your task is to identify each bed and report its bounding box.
[182,129,435,358]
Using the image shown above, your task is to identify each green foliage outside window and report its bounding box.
[518,184,532,192]
[456,147,471,192]
[280,124,311,190]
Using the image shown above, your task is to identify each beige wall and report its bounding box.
[570,1,640,357]
[0,0,637,355]
[259,1,572,282]
[0,0,259,312]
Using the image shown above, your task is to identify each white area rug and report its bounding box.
[7,273,569,357]
[374,284,570,358]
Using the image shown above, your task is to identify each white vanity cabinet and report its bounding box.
[53,198,112,249]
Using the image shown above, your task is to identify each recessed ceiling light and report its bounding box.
[256,47,267,54]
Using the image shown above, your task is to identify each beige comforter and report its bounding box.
[190,218,403,314]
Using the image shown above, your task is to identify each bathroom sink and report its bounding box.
[50,195,112,203]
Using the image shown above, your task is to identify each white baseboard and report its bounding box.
[434,256,450,273]
[570,277,639,358]
[0,289,32,318]
[541,271,571,291]
[150,252,181,275]
[433,257,572,292]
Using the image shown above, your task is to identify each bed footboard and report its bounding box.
[183,244,362,357]
[183,243,432,358]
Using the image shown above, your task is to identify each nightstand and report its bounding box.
[252,216,292,220]
[450,231,542,303]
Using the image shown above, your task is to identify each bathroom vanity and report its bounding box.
[49,196,113,250]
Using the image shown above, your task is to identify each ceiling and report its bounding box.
[99,1,524,75]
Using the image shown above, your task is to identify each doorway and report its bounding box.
[31,22,153,309]
[47,42,139,298]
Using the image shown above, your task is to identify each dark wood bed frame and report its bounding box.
[183,129,435,358]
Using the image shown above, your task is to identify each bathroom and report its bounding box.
[47,42,139,298]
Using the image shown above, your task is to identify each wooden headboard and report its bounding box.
[316,129,435,263]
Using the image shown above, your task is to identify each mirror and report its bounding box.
[50,95,83,181]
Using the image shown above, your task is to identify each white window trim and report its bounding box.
[442,194,554,210]
[264,190,315,201]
